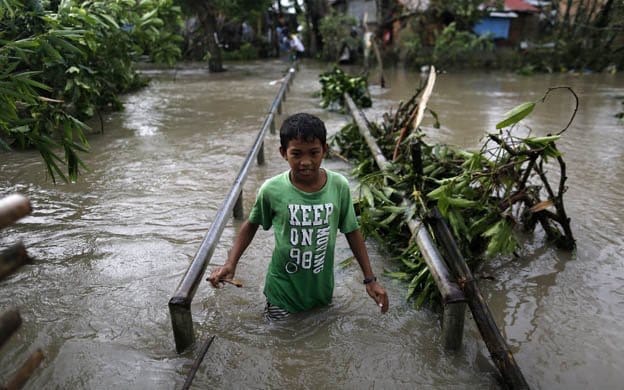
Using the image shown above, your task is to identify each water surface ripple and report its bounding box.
[1,62,622,389]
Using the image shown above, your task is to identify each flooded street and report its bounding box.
[1,60,623,389]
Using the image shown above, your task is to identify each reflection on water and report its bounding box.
[375,69,624,390]
[124,85,167,137]
[1,61,623,389]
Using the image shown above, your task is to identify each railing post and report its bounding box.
[257,141,265,165]
[0,242,30,282]
[270,118,276,134]
[0,308,21,349]
[345,92,466,342]
[428,208,529,388]
[169,66,296,354]
[0,194,31,229]
[169,297,194,353]
[289,68,295,85]
[233,191,244,220]
[4,349,44,390]
[442,302,467,350]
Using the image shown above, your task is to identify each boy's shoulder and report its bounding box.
[259,171,289,191]
[326,169,350,187]
[260,169,350,192]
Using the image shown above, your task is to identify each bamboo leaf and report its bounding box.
[98,14,120,29]
[406,267,429,300]
[496,101,536,129]
[426,184,447,200]
[447,197,477,208]
[383,271,410,281]
[400,256,422,270]
[338,256,354,269]
[9,125,30,134]
[414,280,433,308]
[379,212,399,226]
[49,35,84,56]
[19,78,52,91]
[524,135,561,148]
[360,185,375,207]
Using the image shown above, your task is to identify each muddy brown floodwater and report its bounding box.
[1,60,622,389]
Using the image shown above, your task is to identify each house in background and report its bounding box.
[473,0,541,46]
[329,0,378,28]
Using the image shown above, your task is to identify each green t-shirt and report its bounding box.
[249,169,359,313]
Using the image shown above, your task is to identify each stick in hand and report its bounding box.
[219,278,243,288]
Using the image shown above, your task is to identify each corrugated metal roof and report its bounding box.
[504,0,539,13]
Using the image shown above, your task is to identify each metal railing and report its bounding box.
[344,94,467,349]
[345,93,529,388]
[169,68,296,353]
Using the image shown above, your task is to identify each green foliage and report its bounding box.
[222,43,259,61]
[496,101,536,129]
[395,19,424,65]
[519,0,624,72]
[0,0,184,182]
[133,0,184,66]
[200,0,272,21]
[318,67,371,111]
[331,88,575,307]
[429,0,491,31]
[318,11,359,62]
[433,22,493,68]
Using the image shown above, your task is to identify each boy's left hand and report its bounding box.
[366,282,389,313]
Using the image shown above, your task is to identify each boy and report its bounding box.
[208,113,388,320]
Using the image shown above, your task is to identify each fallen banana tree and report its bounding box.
[342,91,530,390]
[327,67,577,389]
[331,75,576,307]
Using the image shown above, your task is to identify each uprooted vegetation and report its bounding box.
[328,70,576,306]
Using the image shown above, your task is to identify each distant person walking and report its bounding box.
[289,33,304,61]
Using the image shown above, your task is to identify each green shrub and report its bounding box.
[0,0,183,182]
[318,67,371,111]
[319,11,359,62]
[223,43,259,60]
[432,22,494,68]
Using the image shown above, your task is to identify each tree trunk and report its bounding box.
[303,0,327,57]
[204,11,224,72]
[190,3,225,72]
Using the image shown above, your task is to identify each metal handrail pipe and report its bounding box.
[169,68,295,353]
[170,110,276,301]
[268,68,294,116]
[344,94,465,304]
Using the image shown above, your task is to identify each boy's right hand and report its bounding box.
[207,264,236,288]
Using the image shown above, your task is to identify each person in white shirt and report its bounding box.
[289,33,304,61]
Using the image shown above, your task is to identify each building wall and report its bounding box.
[346,0,378,23]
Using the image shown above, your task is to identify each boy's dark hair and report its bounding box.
[279,113,327,149]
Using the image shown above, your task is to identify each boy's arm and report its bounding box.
[207,220,259,288]
[345,229,389,313]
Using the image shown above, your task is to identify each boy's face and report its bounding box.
[280,137,328,186]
